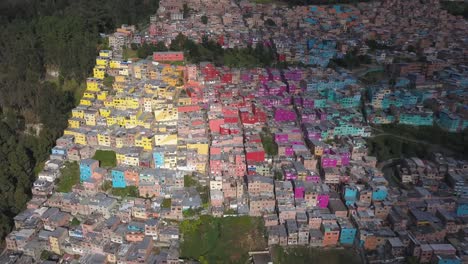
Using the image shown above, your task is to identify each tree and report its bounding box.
[265,18,276,27]
[103,75,115,88]
[201,15,208,24]
[182,3,190,18]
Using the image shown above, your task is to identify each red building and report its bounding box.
[246,149,265,162]
[153,52,184,62]
[209,119,224,134]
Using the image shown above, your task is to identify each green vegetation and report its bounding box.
[111,186,139,198]
[137,42,168,59]
[70,217,81,226]
[224,208,237,215]
[184,174,197,187]
[180,215,267,263]
[197,185,210,204]
[92,150,117,168]
[272,246,361,264]
[265,18,276,27]
[123,48,138,60]
[166,33,277,67]
[284,0,373,5]
[441,1,468,19]
[201,15,208,24]
[0,0,159,241]
[162,198,172,208]
[40,250,52,260]
[102,180,112,192]
[360,70,386,84]
[367,124,468,161]
[103,75,115,88]
[331,48,372,70]
[274,170,283,180]
[366,39,390,50]
[56,161,80,193]
[183,207,203,218]
[260,127,278,156]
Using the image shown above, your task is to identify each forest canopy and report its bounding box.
[0,0,159,243]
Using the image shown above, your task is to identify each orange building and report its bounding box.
[153,51,184,62]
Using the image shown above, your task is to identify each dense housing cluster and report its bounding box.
[2,0,468,264]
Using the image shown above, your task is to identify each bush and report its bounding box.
[92,150,117,167]
[57,161,80,193]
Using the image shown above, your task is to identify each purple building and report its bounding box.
[274,107,296,122]
[294,180,305,199]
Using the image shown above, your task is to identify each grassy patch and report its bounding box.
[184,174,197,187]
[180,215,267,263]
[92,150,117,168]
[368,124,468,161]
[123,48,138,60]
[260,127,278,156]
[111,186,139,198]
[57,161,80,193]
[70,217,80,226]
[103,75,114,88]
[34,161,46,177]
[162,198,172,208]
[441,1,468,19]
[272,246,361,264]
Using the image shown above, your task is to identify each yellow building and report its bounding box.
[109,60,121,69]
[93,66,106,79]
[49,227,67,255]
[84,110,98,126]
[154,133,177,146]
[83,91,96,99]
[99,108,111,118]
[187,142,209,155]
[99,50,112,58]
[154,105,178,122]
[178,95,191,106]
[68,118,81,129]
[135,133,154,151]
[86,78,101,92]
[97,132,111,147]
[72,108,85,119]
[96,57,108,67]
[103,99,114,108]
[74,130,87,145]
[196,163,206,173]
[106,116,117,127]
[116,152,125,165]
[97,91,108,101]
[79,98,92,106]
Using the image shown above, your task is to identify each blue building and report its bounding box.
[343,185,358,206]
[80,159,99,182]
[153,148,165,168]
[399,111,433,126]
[127,221,145,232]
[432,255,462,264]
[456,199,468,217]
[111,167,126,188]
[371,185,388,201]
[51,146,67,156]
[337,218,356,245]
[437,110,464,132]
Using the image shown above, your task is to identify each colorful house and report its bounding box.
[80,159,99,181]
[337,218,356,245]
[112,167,126,188]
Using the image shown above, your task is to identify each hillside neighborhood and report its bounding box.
[2,0,468,264]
